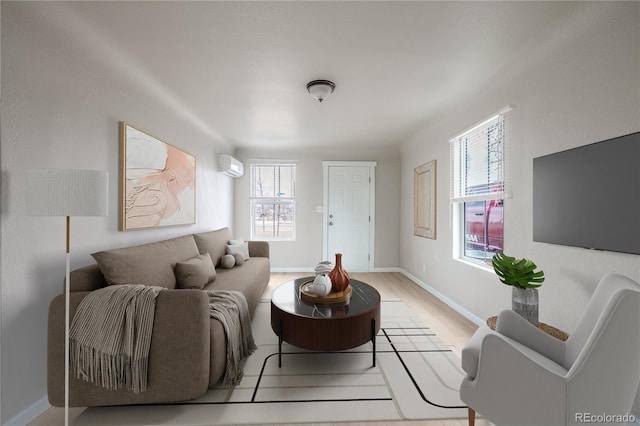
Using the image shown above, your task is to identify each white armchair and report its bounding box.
[460,273,640,426]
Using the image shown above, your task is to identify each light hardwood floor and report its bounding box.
[30,272,492,426]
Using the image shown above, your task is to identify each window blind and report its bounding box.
[250,159,296,199]
[450,106,513,203]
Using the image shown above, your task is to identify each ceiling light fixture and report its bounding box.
[306,80,335,102]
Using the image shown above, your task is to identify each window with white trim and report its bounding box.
[250,160,296,241]
[450,107,511,266]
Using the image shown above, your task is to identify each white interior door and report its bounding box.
[323,162,376,272]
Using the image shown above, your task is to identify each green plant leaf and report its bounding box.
[491,253,545,288]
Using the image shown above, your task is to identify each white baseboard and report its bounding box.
[399,269,485,327]
[270,267,314,273]
[373,267,403,273]
[5,396,50,426]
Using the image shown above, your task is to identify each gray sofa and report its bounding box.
[47,227,270,407]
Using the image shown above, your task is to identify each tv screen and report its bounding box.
[533,131,640,255]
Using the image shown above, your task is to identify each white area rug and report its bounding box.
[73,300,467,425]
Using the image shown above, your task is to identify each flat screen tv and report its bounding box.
[532,131,640,255]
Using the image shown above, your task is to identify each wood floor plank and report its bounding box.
[30,272,492,426]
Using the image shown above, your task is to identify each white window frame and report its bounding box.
[250,159,296,241]
[450,106,513,268]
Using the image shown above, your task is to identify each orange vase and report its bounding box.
[329,253,350,293]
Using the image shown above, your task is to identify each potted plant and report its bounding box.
[491,253,545,326]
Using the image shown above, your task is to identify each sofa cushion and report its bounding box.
[175,253,216,289]
[91,235,200,289]
[193,228,232,266]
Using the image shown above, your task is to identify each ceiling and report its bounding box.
[35,1,594,150]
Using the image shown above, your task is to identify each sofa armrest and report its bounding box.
[68,264,108,292]
[248,240,269,258]
[48,289,210,407]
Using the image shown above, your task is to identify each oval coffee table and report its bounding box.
[270,277,381,367]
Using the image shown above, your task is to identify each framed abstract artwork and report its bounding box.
[414,159,436,239]
[119,123,196,231]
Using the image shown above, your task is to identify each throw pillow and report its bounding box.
[193,227,232,267]
[175,253,216,290]
[229,237,245,246]
[233,252,245,266]
[220,254,235,269]
[226,242,250,260]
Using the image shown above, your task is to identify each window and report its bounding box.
[250,160,296,241]
[450,107,511,266]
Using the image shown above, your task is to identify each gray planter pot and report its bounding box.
[512,287,539,327]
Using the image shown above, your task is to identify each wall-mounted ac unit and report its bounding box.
[219,154,244,178]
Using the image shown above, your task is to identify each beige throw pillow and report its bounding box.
[233,252,245,266]
[175,253,216,289]
[220,254,235,269]
[226,242,250,260]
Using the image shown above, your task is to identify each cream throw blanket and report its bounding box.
[70,286,256,392]
[69,284,164,394]
[206,290,257,386]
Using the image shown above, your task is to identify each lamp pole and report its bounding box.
[27,169,109,426]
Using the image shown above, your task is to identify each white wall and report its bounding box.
[1,3,234,423]
[233,146,401,270]
[400,2,640,333]
[2,1,638,423]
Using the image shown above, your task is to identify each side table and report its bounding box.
[487,316,569,341]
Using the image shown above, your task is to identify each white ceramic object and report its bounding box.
[309,274,332,296]
[314,261,333,276]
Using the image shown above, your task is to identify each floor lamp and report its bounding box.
[27,169,109,426]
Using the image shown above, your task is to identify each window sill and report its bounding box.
[454,257,496,274]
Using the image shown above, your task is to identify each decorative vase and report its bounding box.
[329,253,350,293]
[512,287,539,327]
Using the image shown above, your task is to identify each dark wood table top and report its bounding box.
[271,277,380,319]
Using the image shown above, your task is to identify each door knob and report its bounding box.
[329,214,334,218]
[329,221,334,226]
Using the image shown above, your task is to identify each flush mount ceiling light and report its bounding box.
[306,80,335,102]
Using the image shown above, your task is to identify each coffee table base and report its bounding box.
[277,318,378,368]
[270,278,382,369]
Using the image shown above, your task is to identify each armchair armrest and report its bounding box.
[496,309,566,368]
[460,332,569,426]
[48,289,210,407]
[248,240,269,258]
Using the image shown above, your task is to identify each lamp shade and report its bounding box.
[27,169,109,217]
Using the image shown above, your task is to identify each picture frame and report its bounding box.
[120,122,196,231]
[414,159,436,239]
